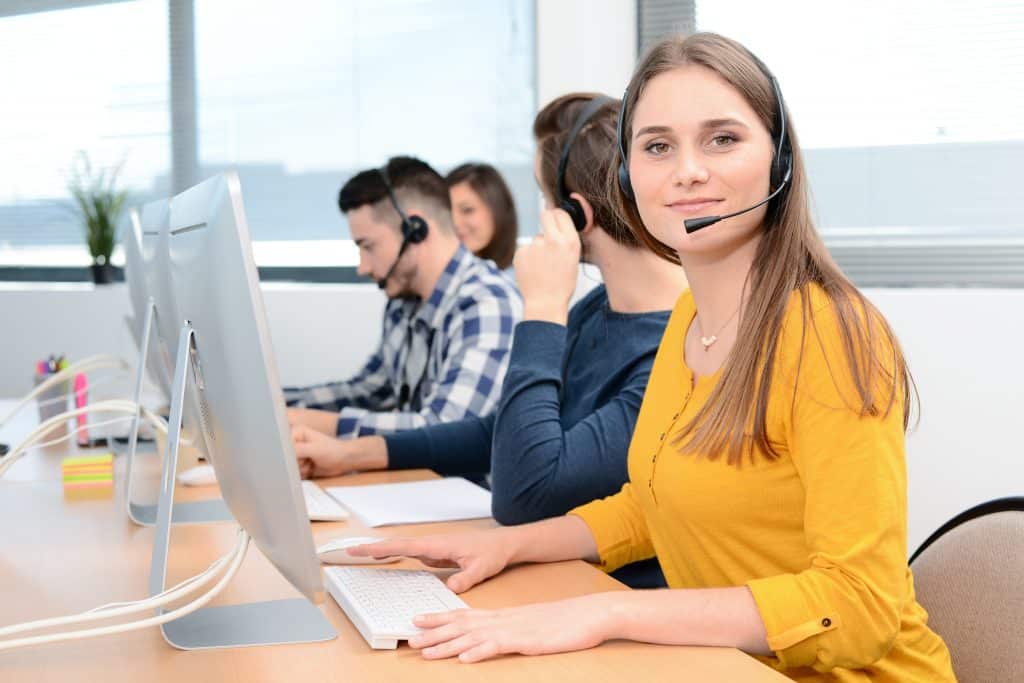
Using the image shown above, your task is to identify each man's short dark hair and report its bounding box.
[338,156,452,228]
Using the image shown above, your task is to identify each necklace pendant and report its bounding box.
[700,335,717,350]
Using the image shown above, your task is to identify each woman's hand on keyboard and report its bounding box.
[407,592,617,662]
[347,529,516,593]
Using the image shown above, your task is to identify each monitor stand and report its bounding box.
[125,299,232,526]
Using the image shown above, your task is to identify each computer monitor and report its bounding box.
[124,200,231,527]
[137,199,182,405]
[123,207,173,401]
[147,171,334,649]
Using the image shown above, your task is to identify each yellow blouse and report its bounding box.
[571,287,954,682]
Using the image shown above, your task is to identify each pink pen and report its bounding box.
[74,373,89,447]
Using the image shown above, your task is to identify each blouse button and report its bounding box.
[659,433,665,440]
[821,618,832,628]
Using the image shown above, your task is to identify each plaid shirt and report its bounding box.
[286,245,521,438]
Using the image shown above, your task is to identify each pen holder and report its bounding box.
[34,374,70,439]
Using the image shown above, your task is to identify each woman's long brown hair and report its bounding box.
[445,163,519,269]
[610,33,916,465]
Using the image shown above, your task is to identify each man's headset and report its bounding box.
[615,54,793,234]
[555,95,615,231]
[375,165,430,289]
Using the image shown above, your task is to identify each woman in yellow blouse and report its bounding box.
[353,33,955,681]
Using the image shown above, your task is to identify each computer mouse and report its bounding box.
[177,464,217,487]
[316,536,399,565]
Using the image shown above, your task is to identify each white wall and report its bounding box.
[0,282,386,398]
[867,290,1024,553]
[536,0,637,106]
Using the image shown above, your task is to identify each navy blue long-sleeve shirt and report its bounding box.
[384,285,671,587]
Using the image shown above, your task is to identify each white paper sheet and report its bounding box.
[325,477,492,527]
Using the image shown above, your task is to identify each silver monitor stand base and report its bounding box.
[161,599,335,650]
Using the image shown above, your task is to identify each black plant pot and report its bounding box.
[91,262,115,285]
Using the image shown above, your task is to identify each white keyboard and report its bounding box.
[302,480,349,522]
[324,567,468,649]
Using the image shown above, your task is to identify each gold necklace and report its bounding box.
[698,304,741,351]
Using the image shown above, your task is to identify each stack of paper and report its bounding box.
[326,477,492,527]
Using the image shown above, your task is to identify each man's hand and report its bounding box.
[286,407,341,436]
[291,426,388,478]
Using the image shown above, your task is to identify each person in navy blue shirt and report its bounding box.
[290,93,688,587]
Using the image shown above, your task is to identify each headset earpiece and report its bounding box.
[615,91,635,201]
[556,96,614,231]
[559,197,587,231]
[617,162,634,201]
[378,166,430,245]
[766,74,793,194]
[403,215,429,244]
[375,165,431,289]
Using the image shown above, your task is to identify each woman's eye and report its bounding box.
[645,141,670,155]
[710,134,737,147]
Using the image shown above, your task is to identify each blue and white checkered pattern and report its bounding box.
[285,245,522,438]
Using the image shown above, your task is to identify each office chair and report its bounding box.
[910,496,1024,682]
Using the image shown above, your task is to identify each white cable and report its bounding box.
[6,401,162,461]
[0,355,132,429]
[31,416,137,451]
[0,401,167,478]
[0,530,249,651]
[0,529,243,638]
[0,404,230,641]
[0,401,134,477]
[84,550,231,614]
[33,374,126,410]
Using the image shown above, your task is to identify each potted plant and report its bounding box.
[67,152,129,285]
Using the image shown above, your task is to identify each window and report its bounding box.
[0,0,169,267]
[639,0,1024,286]
[0,0,536,271]
[197,0,536,266]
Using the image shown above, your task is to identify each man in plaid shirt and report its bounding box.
[286,156,522,439]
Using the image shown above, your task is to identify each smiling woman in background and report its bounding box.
[445,162,518,270]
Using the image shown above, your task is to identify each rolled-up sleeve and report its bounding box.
[569,482,656,574]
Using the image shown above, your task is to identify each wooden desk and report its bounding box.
[0,405,787,681]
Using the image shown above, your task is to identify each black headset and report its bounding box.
[615,54,793,233]
[379,165,429,244]
[556,95,614,231]
[375,165,429,289]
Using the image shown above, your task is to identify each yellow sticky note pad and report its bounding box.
[61,453,114,470]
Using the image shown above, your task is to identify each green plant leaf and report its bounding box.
[66,151,130,259]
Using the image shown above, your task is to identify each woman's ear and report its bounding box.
[570,192,596,234]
